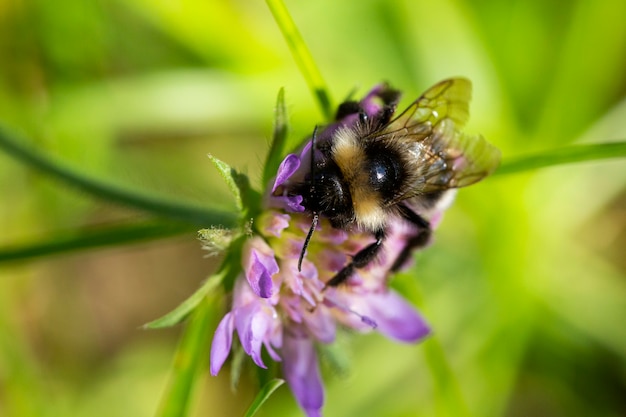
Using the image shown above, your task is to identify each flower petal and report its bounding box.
[248,310,271,368]
[234,303,269,369]
[365,290,431,342]
[243,238,279,298]
[302,307,336,343]
[259,211,291,238]
[283,332,324,417]
[268,194,306,213]
[282,194,306,212]
[360,84,387,116]
[210,311,234,376]
[272,153,301,191]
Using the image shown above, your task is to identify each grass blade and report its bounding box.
[266,0,333,120]
[496,141,626,175]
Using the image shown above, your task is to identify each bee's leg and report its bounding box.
[390,230,432,271]
[391,205,432,272]
[325,229,386,287]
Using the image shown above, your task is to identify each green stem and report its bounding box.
[0,221,194,264]
[422,338,470,417]
[496,141,626,175]
[155,292,221,417]
[0,125,237,227]
[266,0,333,121]
[394,273,469,417]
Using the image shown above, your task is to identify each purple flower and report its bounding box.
[283,328,324,417]
[210,84,442,417]
[210,278,282,374]
[242,237,279,298]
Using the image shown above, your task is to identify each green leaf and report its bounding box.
[145,234,244,329]
[243,379,285,417]
[0,125,238,227]
[208,154,244,212]
[143,267,227,329]
[262,88,290,188]
[495,141,626,176]
[266,0,333,121]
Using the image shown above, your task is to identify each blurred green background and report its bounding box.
[1,0,625,416]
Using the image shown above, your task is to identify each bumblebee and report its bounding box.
[291,78,500,287]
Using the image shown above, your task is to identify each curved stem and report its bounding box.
[0,221,194,264]
[0,125,237,227]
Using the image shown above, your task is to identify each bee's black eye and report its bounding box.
[371,162,388,184]
[368,153,402,198]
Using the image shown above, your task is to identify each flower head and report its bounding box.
[209,83,443,417]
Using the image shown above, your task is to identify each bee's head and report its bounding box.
[295,160,355,272]
[294,126,356,271]
[303,162,354,227]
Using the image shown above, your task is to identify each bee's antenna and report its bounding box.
[298,126,319,272]
[310,125,318,182]
[298,212,318,271]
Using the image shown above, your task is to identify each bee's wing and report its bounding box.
[374,78,500,204]
[414,127,501,189]
[390,77,472,131]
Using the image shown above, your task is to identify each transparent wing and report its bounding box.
[388,77,472,134]
[412,127,501,190]
[370,78,500,205]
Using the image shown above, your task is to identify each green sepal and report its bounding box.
[208,154,244,212]
[243,378,285,417]
[262,88,290,189]
[143,235,245,329]
[197,227,234,257]
[208,154,262,221]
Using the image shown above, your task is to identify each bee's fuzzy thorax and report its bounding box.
[332,125,388,231]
